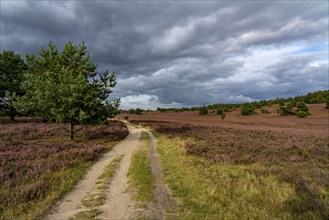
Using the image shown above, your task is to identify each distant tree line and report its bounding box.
[0,42,120,139]
[156,107,189,113]
[118,91,327,118]
[155,90,329,117]
[128,108,143,115]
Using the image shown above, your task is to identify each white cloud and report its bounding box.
[2,1,328,109]
[120,95,159,110]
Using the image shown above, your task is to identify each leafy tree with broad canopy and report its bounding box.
[11,42,120,139]
[0,50,27,121]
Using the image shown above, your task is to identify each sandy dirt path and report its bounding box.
[45,124,143,220]
[97,126,142,219]
[45,124,174,220]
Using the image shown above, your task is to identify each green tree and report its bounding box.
[11,42,119,139]
[0,50,27,121]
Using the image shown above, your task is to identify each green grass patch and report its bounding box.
[156,134,295,219]
[128,132,155,204]
[97,156,123,182]
[70,208,102,220]
[81,193,107,208]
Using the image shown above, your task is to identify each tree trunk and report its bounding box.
[70,122,74,140]
[9,114,15,122]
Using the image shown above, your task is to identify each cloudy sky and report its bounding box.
[1,1,328,109]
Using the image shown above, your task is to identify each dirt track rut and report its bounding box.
[45,124,174,220]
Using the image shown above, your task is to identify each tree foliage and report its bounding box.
[0,50,27,120]
[11,42,119,139]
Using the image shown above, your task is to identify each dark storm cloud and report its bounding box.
[1,1,328,109]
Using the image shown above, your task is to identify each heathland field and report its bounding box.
[2,2,329,219]
[121,103,329,219]
[0,120,128,219]
[0,103,328,219]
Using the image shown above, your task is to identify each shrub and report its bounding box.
[325,97,329,109]
[216,109,224,115]
[261,108,270,114]
[252,102,263,109]
[220,112,226,121]
[199,107,208,115]
[124,116,129,120]
[224,107,232,112]
[277,102,296,116]
[240,104,256,116]
[278,102,310,117]
[296,102,309,113]
[296,111,308,118]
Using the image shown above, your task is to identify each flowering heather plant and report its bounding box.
[0,122,63,140]
[0,120,128,219]
[83,120,129,141]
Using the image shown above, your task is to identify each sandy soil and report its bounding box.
[44,124,173,220]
